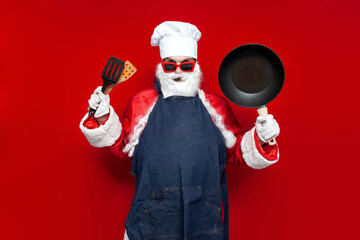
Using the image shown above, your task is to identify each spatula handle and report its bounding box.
[257,106,276,145]
[88,107,96,117]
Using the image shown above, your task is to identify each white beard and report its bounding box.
[155,62,203,98]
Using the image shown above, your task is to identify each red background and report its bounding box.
[1,0,359,239]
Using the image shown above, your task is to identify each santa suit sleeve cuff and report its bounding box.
[79,106,122,147]
[240,127,279,169]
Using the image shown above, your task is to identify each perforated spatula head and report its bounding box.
[100,56,125,92]
[118,60,137,83]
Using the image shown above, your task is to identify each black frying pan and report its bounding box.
[218,43,284,144]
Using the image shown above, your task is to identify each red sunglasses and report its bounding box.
[161,61,196,73]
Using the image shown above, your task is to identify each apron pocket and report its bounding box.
[145,187,184,239]
[185,186,222,239]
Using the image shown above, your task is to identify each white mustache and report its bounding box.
[167,70,192,80]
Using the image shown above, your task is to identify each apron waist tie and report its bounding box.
[221,170,229,240]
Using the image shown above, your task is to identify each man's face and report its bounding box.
[156,56,203,98]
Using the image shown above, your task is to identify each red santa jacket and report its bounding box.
[80,88,279,169]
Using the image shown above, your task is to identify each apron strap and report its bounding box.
[221,170,229,240]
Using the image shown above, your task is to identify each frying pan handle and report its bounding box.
[257,106,277,145]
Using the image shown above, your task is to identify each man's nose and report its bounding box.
[175,66,182,74]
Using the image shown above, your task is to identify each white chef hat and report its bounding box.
[151,21,201,59]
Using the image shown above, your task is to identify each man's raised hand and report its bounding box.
[88,86,110,118]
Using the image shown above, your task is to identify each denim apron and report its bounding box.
[124,82,229,240]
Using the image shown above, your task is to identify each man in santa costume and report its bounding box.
[80,21,280,240]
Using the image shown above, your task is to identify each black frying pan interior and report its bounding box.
[218,44,284,108]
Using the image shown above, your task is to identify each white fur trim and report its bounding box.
[123,229,129,240]
[79,106,122,147]
[198,89,236,148]
[123,102,156,157]
[241,127,279,169]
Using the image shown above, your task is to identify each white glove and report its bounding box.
[88,86,110,118]
[255,114,280,143]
